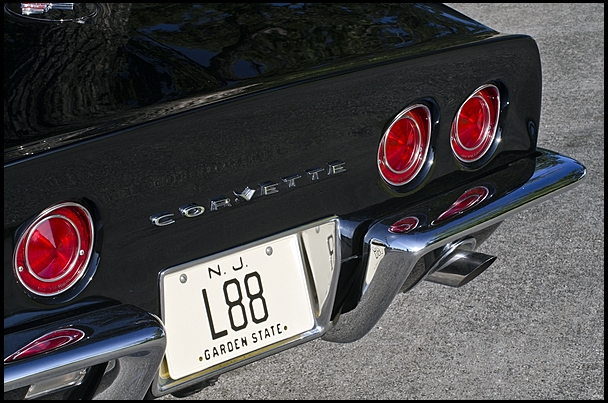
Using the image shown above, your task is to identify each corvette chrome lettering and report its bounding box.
[150,160,346,226]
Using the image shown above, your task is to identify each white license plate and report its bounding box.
[161,233,315,380]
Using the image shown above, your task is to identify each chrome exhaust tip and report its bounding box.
[425,250,496,287]
[424,238,496,287]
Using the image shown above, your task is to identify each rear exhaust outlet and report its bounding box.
[425,250,496,287]
[424,238,497,287]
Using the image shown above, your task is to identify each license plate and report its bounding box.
[161,232,316,380]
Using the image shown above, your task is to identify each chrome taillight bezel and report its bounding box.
[378,104,432,187]
[451,83,501,164]
[13,202,95,298]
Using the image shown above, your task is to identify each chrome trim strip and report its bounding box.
[3,305,166,400]
[325,149,586,343]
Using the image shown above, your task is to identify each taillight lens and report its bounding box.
[451,84,500,163]
[14,202,94,297]
[378,104,431,186]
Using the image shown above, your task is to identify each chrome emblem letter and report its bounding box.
[259,181,279,195]
[234,187,256,202]
[179,204,205,217]
[305,168,324,180]
[327,160,346,175]
[281,174,302,187]
[210,197,232,211]
[150,212,175,227]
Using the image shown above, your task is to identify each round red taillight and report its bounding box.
[378,104,431,186]
[14,202,94,297]
[433,186,490,224]
[451,84,500,163]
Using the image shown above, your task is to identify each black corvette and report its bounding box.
[3,3,586,400]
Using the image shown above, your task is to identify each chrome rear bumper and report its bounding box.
[325,149,586,342]
[3,304,166,400]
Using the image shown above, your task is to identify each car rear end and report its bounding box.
[4,4,585,399]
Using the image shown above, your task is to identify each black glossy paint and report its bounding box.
[4,3,495,159]
[4,4,541,324]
